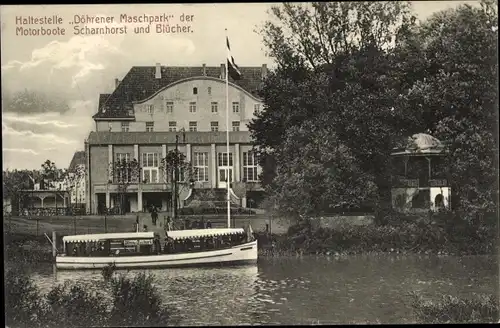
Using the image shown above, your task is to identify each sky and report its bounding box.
[1,2,479,170]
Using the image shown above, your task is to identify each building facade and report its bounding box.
[85,63,266,214]
[391,133,451,213]
[67,151,86,207]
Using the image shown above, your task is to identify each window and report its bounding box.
[217,153,233,166]
[115,153,130,163]
[211,121,219,132]
[147,105,154,114]
[211,102,218,113]
[232,102,240,113]
[146,122,154,132]
[208,87,212,95]
[243,151,259,182]
[142,153,159,183]
[189,102,197,113]
[193,87,198,95]
[189,121,197,132]
[168,121,177,132]
[193,152,209,182]
[166,101,174,113]
[115,153,131,183]
[121,122,129,132]
[254,104,261,112]
[232,121,240,132]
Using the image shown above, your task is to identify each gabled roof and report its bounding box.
[86,131,253,145]
[68,151,86,171]
[93,65,265,119]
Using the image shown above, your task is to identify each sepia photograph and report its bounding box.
[2,1,499,326]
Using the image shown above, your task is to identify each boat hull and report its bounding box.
[56,240,258,270]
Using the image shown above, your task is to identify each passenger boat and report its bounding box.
[56,227,257,270]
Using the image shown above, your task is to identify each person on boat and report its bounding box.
[143,225,148,232]
[206,219,212,229]
[201,216,205,229]
[192,219,199,230]
[185,219,191,230]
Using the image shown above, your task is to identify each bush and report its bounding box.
[5,268,46,327]
[259,214,496,256]
[45,281,110,327]
[5,267,179,327]
[109,272,176,327]
[410,292,499,323]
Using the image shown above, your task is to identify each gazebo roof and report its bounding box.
[391,133,446,156]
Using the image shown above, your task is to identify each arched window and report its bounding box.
[193,87,198,95]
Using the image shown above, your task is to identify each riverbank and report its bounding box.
[255,217,497,257]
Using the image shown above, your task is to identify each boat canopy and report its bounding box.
[62,232,156,243]
[167,228,245,240]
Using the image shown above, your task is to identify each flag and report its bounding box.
[226,36,242,80]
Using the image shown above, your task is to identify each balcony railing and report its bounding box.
[392,177,448,188]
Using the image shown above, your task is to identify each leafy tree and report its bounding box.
[250,1,418,219]
[66,164,86,211]
[3,169,32,215]
[397,1,498,222]
[160,149,195,216]
[267,120,377,219]
[109,158,141,215]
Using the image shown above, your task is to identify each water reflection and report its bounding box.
[30,255,497,325]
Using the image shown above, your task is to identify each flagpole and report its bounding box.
[225,28,231,229]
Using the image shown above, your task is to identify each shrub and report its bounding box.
[259,214,496,256]
[45,281,110,327]
[108,272,177,327]
[410,292,499,323]
[5,268,179,327]
[5,268,46,327]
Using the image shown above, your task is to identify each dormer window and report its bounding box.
[193,87,198,95]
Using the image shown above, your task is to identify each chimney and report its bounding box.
[202,63,206,76]
[220,63,226,80]
[114,78,120,88]
[261,64,268,80]
[155,63,161,79]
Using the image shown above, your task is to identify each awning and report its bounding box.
[62,232,155,243]
[166,228,245,240]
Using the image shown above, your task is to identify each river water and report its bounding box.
[29,255,498,325]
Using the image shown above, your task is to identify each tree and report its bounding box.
[249,1,418,219]
[66,164,86,212]
[267,120,377,219]
[396,1,498,222]
[159,150,195,217]
[40,160,67,214]
[3,170,31,215]
[109,158,141,215]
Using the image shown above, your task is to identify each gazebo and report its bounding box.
[390,133,451,213]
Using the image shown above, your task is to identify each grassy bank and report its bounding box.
[5,265,179,328]
[255,215,496,257]
[409,292,499,323]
